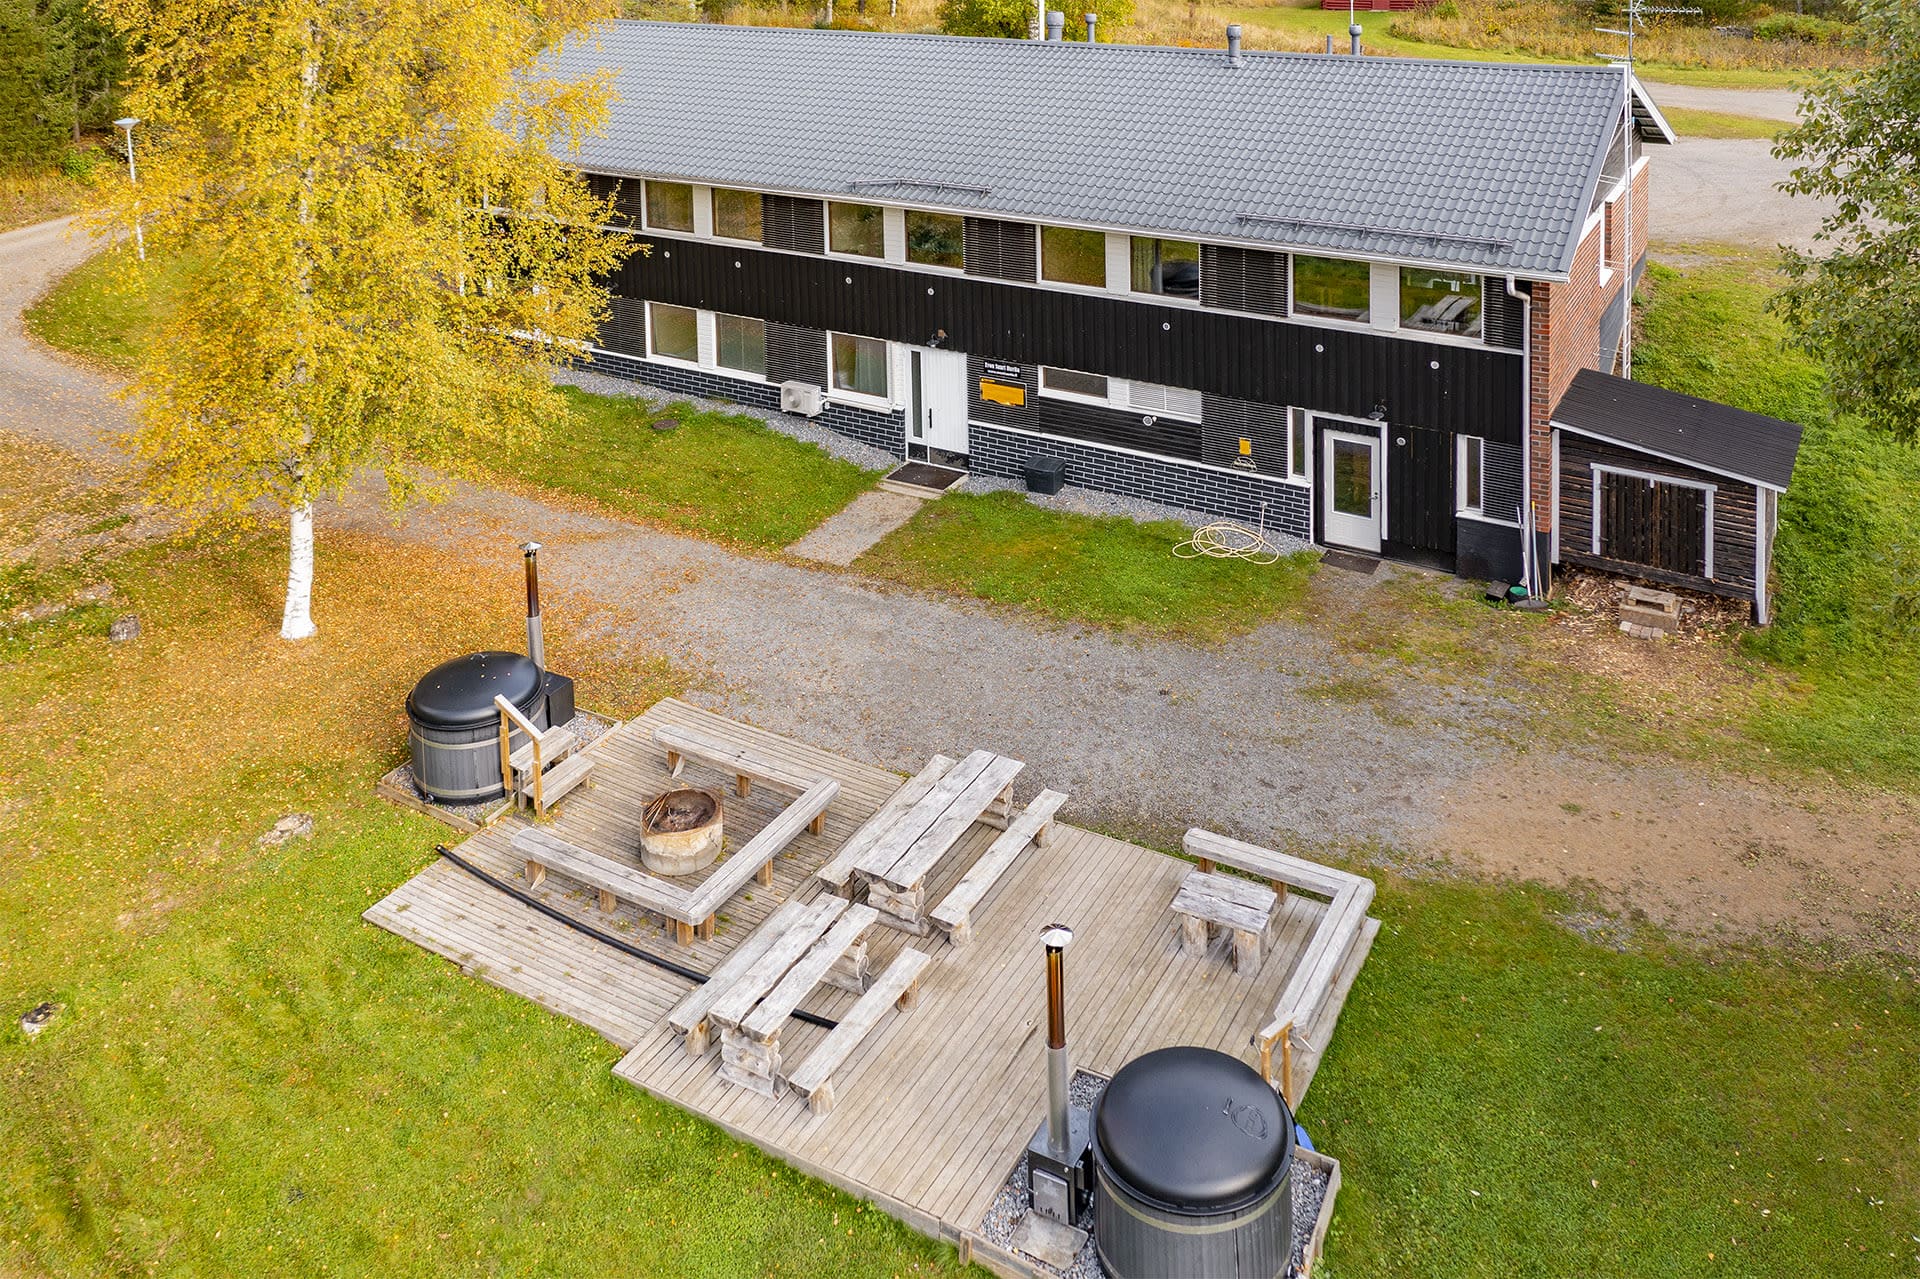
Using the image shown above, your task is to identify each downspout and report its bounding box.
[1506,274,1538,587]
[1620,64,1634,380]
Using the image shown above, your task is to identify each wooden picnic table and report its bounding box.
[850,748,1025,932]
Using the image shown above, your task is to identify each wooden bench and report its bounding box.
[511,778,838,945]
[714,904,883,1096]
[814,755,958,898]
[496,695,592,818]
[856,751,1025,932]
[655,725,828,806]
[785,947,932,1116]
[930,788,1068,946]
[666,896,816,1055]
[1183,828,1376,1107]
[1170,868,1277,971]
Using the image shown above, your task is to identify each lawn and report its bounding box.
[3,435,1915,1276]
[25,250,880,553]
[0,431,970,1277]
[1661,105,1786,140]
[1631,251,1920,784]
[855,488,1320,639]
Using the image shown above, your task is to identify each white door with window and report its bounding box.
[907,347,970,458]
[1322,429,1384,553]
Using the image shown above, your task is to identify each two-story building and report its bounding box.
[544,21,1795,617]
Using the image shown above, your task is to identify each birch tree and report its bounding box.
[88,0,629,638]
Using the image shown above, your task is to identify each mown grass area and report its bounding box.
[1663,105,1787,139]
[856,488,1320,638]
[26,251,879,552]
[1309,866,1920,1278]
[1632,252,1920,784]
[0,432,972,1277]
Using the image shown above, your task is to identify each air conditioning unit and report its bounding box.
[780,381,825,418]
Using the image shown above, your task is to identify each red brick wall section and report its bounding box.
[1527,159,1649,533]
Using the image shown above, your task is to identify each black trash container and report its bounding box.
[1024,455,1067,495]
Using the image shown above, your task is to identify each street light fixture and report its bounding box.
[114,116,144,261]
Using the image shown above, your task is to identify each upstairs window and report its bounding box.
[906,210,964,269]
[829,201,885,258]
[1041,226,1106,288]
[644,180,695,233]
[1130,237,1199,298]
[715,313,766,377]
[647,302,699,363]
[712,188,763,243]
[1400,269,1483,337]
[1292,255,1371,322]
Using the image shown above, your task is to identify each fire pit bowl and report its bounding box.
[640,788,724,876]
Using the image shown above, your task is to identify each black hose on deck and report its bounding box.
[434,844,838,1031]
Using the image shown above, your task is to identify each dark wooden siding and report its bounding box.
[766,321,828,386]
[1035,392,1202,461]
[763,195,825,254]
[599,296,648,356]
[964,218,1037,283]
[584,173,644,228]
[1386,423,1455,557]
[612,235,1523,442]
[1201,245,1288,318]
[1482,438,1526,525]
[1597,471,1707,574]
[967,356,1038,433]
[1557,431,1760,599]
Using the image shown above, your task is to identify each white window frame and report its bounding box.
[641,179,698,236]
[1590,463,1716,579]
[1036,365,1111,406]
[712,311,769,382]
[828,331,893,407]
[709,186,763,245]
[1035,367,1202,423]
[1126,235,1203,306]
[1456,435,1484,516]
[1038,225,1110,293]
[825,200,888,262]
[902,208,967,274]
[1290,253,1379,331]
[1288,407,1311,481]
[644,300,702,368]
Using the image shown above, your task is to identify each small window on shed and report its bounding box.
[644,180,695,233]
[1042,226,1107,288]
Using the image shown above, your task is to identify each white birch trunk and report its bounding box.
[280,501,317,640]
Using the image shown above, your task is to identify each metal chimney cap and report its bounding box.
[1040,923,1074,949]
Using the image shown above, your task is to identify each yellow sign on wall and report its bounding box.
[979,379,1026,407]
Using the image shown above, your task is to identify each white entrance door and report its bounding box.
[1322,429,1383,553]
[907,347,970,458]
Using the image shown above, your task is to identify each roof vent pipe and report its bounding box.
[1325,33,1334,52]
[1084,11,1096,41]
[1350,22,1362,54]
[1045,9,1064,39]
[1226,23,1244,65]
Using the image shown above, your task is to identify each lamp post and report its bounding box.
[114,116,143,262]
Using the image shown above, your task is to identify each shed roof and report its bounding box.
[542,22,1654,277]
[1551,368,1802,491]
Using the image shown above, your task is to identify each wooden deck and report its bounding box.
[365,697,1377,1262]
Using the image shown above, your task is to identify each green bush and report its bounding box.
[1753,11,1856,41]
[57,145,100,180]
[938,0,1132,38]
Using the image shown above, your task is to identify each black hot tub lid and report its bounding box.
[1093,1045,1293,1213]
[407,651,543,729]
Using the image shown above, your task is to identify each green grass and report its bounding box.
[1633,251,1920,783]
[1662,106,1788,139]
[511,387,879,550]
[1310,869,1920,1278]
[22,247,197,372]
[855,488,1319,638]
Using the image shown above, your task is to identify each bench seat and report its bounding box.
[930,789,1068,946]
[1170,868,1278,971]
[654,724,827,803]
[785,948,933,1116]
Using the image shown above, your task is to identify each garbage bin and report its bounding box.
[1024,456,1066,495]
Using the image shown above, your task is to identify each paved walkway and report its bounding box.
[786,487,925,565]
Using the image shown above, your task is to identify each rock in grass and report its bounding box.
[258,813,315,847]
[108,613,141,642]
[20,1002,59,1037]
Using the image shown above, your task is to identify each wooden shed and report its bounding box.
[1550,369,1802,623]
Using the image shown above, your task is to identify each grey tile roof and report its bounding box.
[544,21,1637,277]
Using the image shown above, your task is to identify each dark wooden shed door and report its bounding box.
[1598,471,1708,576]
[1387,424,1456,556]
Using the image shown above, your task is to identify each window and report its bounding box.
[829,201,884,257]
[830,332,889,400]
[1457,435,1484,514]
[1401,269,1483,337]
[1130,237,1199,298]
[1041,226,1106,288]
[715,313,766,377]
[1127,380,1202,421]
[906,210,964,269]
[1039,366,1109,401]
[1292,255,1371,322]
[644,180,695,233]
[647,301,699,363]
[712,188,762,243]
[1289,407,1310,479]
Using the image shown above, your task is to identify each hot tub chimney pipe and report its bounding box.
[522,541,545,671]
[1042,923,1073,1155]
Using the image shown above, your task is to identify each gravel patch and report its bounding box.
[975,1070,1331,1278]
[556,368,898,470]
